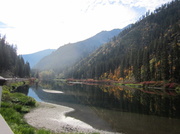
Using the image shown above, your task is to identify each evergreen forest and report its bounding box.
[63,0,180,83]
[0,36,30,77]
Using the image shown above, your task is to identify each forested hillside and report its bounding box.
[64,0,180,83]
[0,36,30,77]
[34,29,123,73]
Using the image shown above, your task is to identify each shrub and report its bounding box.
[13,104,22,112]
[36,129,51,134]
[9,93,36,106]
[0,107,23,124]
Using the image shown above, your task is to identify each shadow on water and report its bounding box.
[15,85,29,95]
[23,81,180,134]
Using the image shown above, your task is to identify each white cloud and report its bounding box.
[119,0,173,11]
[0,0,173,54]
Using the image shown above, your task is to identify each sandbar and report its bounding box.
[42,89,64,94]
[24,102,120,134]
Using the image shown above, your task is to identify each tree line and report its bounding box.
[0,36,30,77]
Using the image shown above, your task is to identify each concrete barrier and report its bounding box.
[0,115,14,134]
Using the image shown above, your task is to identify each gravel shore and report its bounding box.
[24,102,120,134]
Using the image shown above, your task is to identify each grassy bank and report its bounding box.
[0,81,56,134]
[0,81,99,134]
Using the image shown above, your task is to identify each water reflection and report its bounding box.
[98,85,180,118]
[33,81,180,118]
[15,85,29,95]
[26,81,180,134]
[15,85,42,102]
[28,87,42,102]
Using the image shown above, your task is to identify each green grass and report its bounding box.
[114,82,143,88]
[124,83,143,88]
[54,79,67,82]
[0,83,55,134]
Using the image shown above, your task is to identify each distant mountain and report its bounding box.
[64,0,180,82]
[22,49,55,68]
[34,28,125,72]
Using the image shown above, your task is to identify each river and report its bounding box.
[17,81,180,134]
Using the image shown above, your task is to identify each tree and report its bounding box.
[0,36,31,77]
[161,40,170,80]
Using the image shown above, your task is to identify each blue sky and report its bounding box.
[0,0,173,54]
[0,21,9,28]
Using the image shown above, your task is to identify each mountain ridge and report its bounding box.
[22,49,55,68]
[34,28,125,73]
[63,0,180,83]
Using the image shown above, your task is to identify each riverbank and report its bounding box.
[66,79,180,93]
[24,101,120,134]
[0,81,54,134]
[1,80,118,134]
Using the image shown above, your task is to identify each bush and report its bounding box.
[1,101,12,108]
[13,104,22,112]
[9,93,36,106]
[19,127,35,134]
[0,107,23,124]
[36,129,51,134]
[12,124,35,134]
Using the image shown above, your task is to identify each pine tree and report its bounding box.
[161,40,170,80]
[173,37,180,82]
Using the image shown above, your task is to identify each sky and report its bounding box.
[0,0,173,54]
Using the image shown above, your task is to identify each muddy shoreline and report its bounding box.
[24,102,120,134]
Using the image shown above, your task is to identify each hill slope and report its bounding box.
[64,0,180,83]
[22,49,55,68]
[34,29,124,72]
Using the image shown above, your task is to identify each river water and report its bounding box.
[17,81,180,134]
